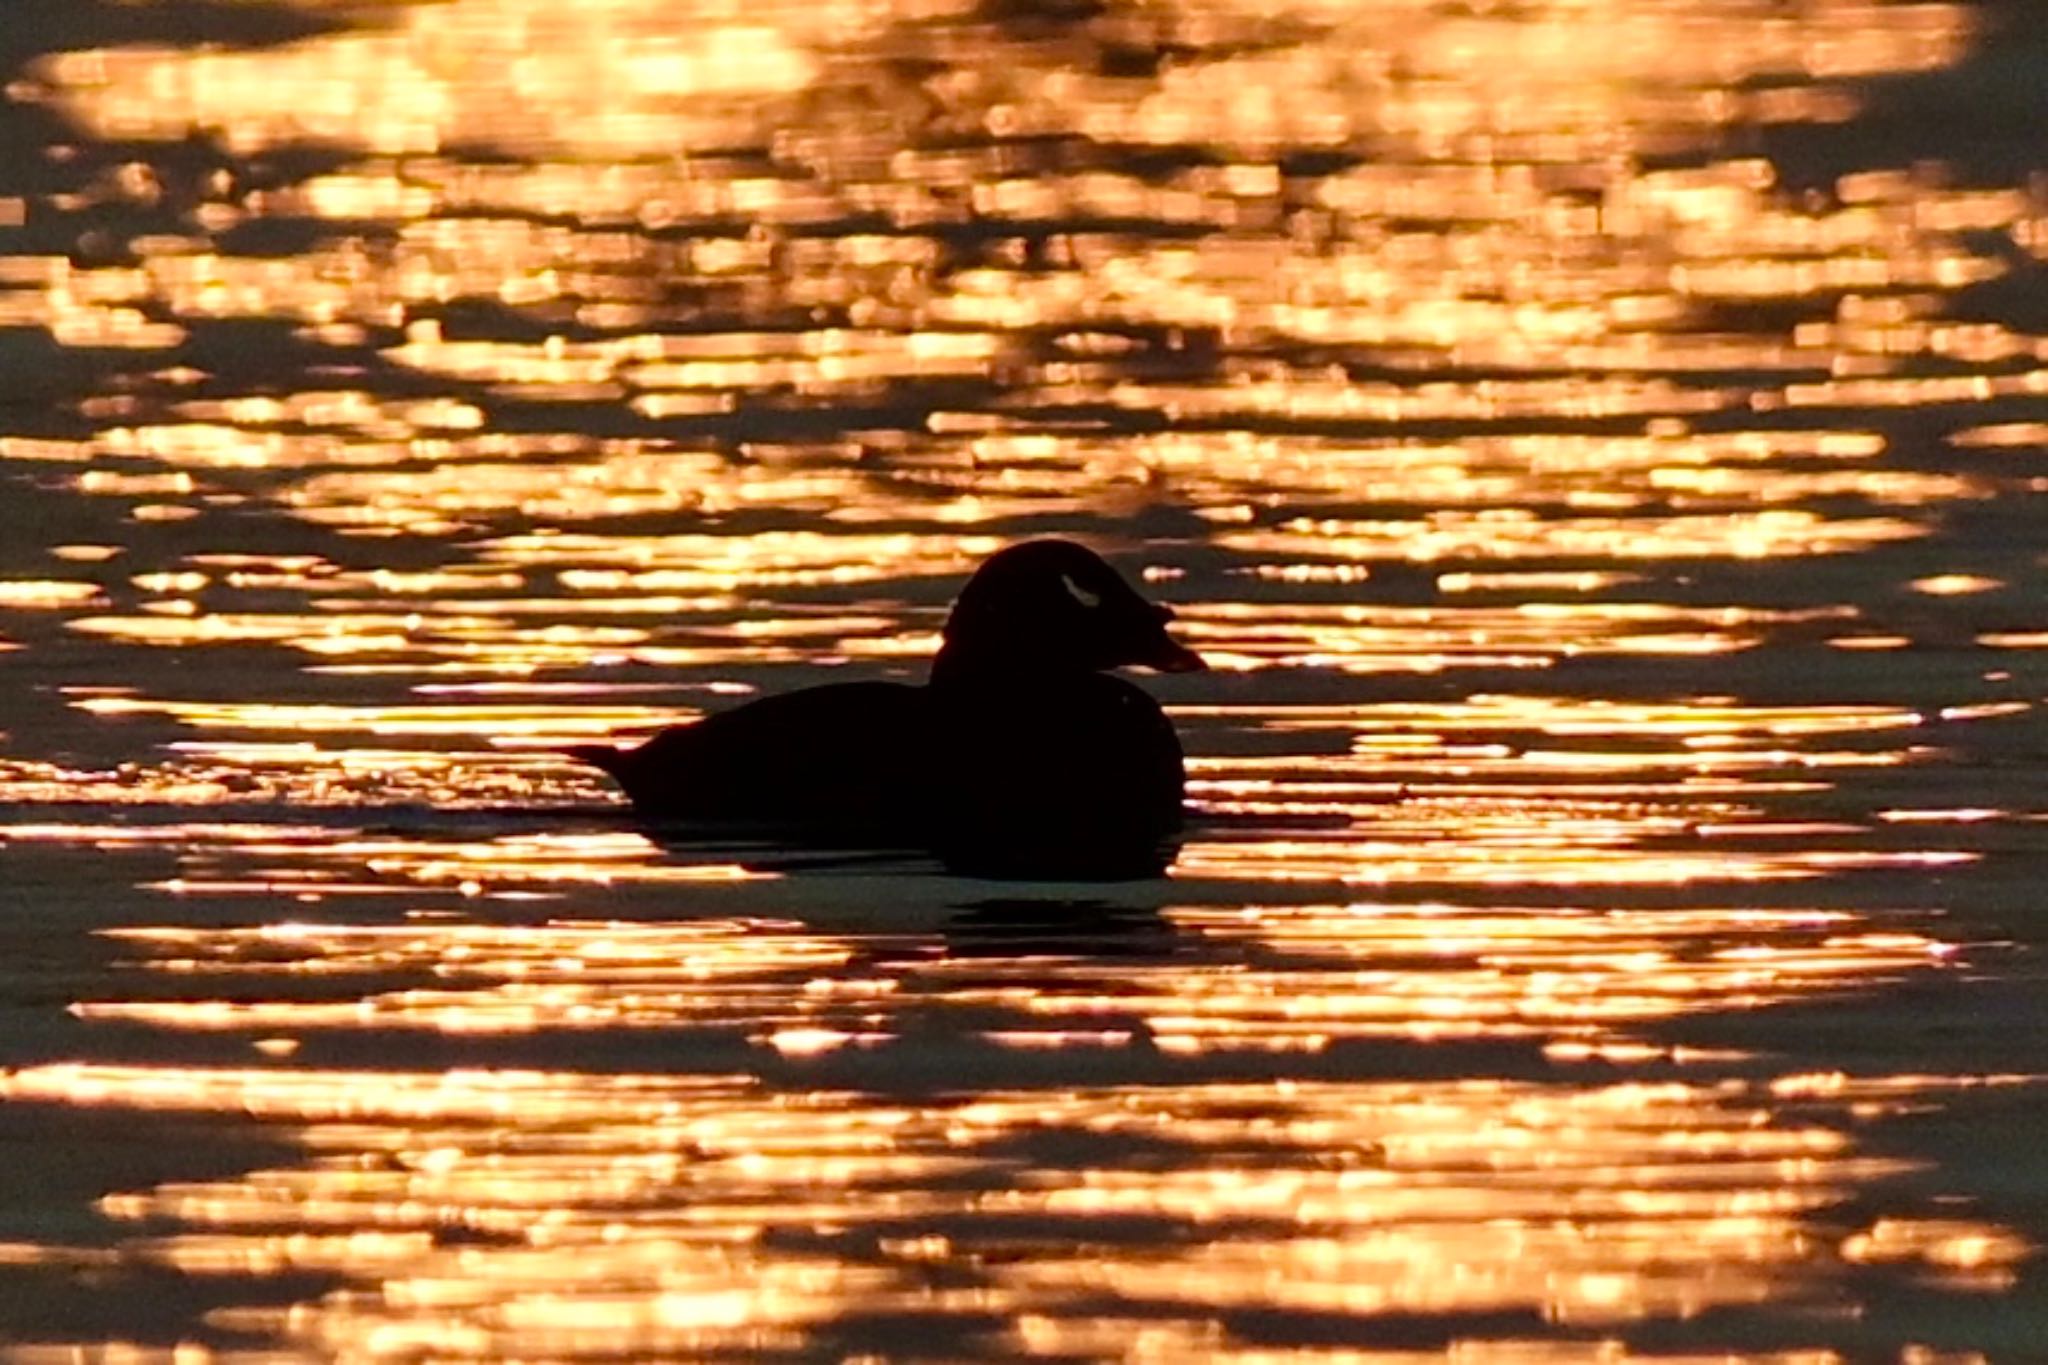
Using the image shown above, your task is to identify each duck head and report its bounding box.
[932,539,1206,684]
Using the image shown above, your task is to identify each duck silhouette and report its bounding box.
[568,539,1205,878]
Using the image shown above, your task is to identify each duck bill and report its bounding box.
[1141,637,1208,673]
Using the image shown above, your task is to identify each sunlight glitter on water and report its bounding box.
[0,1061,2030,1359]
[2,0,2046,1356]
[41,892,1953,1046]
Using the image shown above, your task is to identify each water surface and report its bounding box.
[1,0,2046,1358]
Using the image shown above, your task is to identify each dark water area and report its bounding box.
[1,0,2046,1359]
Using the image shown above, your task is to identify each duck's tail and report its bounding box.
[563,743,628,777]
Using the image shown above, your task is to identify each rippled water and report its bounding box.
[1,0,2046,1358]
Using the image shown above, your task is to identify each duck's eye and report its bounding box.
[1060,573,1103,609]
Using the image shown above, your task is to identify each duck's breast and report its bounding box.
[931,672,1186,877]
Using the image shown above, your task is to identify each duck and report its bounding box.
[568,539,1206,878]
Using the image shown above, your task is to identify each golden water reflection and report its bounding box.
[0,1060,2030,1359]
[53,899,1957,1056]
[2,0,2046,1355]
[0,817,2022,1358]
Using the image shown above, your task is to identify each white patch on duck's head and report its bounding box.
[1061,573,1103,609]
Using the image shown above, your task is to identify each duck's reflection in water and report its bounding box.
[944,898,1174,959]
[636,827,935,878]
[638,821,1186,881]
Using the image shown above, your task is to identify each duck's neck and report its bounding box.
[930,639,1066,690]
[930,641,992,689]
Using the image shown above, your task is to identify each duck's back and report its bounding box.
[590,681,934,830]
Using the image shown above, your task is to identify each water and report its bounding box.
[1,0,2045,1358]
